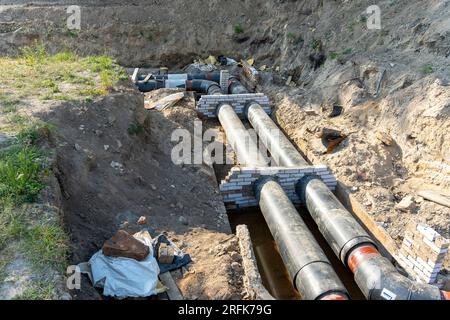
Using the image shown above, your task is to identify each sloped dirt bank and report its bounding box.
[35,83,245,299]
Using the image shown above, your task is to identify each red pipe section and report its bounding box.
[320,294,349,300]
[441,290,450,300]
[347,244,380,274]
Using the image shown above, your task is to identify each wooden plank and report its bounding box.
[159,272,184,300]
[418,190,450,208]
[335,182,398,257]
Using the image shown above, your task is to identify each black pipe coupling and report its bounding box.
[253,176,278,202]
[295,174,321,203]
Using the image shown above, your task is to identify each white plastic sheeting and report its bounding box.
[88,231,160,298]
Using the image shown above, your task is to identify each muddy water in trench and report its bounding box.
[228,207,365,300]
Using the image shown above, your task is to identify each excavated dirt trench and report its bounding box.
[3,0,449,298]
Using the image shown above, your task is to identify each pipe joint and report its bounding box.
[295,174,321,203]
[253,176,278,202]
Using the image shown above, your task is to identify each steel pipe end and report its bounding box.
[215,103,231,118]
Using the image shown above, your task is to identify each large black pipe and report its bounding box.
[217,104,349,300]
[186,79,222,95]
[229,77,250,94]
[217,104,268,167]
[296,176,375,263]
[255,178,349,300]
[243,102,449,300]
[246,103,309,167]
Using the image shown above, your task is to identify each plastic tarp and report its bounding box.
[88,232,160,298]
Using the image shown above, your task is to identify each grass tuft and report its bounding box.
[0,145,45,205]
[21,223,68,272]
[14,280,56,300]
[233,24,244,34]
[128,121,144,135]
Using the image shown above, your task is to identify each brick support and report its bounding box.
[196,93,271,119]
[397,222,449,286]
[220,165,337,208]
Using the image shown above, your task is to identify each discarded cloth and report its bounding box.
[152,234,192,274]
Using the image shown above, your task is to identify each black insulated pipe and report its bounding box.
[246,103,309,167]
[185,79,222,95]
[296,176,376,264]
[229,77,250,94]
[255,177,349,300]
[136,80,163,92]
[217,104,349,300]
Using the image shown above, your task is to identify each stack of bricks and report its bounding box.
[219,165,337,209]
[397,222,449,285]
[219,70,230,94]
[196,93,271,119]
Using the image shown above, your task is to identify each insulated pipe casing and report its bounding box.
[185,80,222,95]
[228,77,250,94]
[217,104,269,167]
[296,176,376,264]
[256,178,349,300]
[246,103,309,167]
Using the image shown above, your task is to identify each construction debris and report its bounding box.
[418,190,450,209]
[397,222,449,285]
[395,195,416,212]
[145,92,185,110]
[376,130,394,146]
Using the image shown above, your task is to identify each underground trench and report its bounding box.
[136,68,450,300]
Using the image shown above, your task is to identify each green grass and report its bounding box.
[233,24,244,34]
[14,280,56,300]
[287,32,304,45]
[0,95,20,114]
[128,121,144,135]
[21,223,68,272]
[0,145,45,206]
[0,122,50,250]
[342,48,353,55]
[0,207,26,249]
[65,29,79,38]
[329,51,339,60]
[421,64,434,74]
[310,39,321,50]
[0,44,127,101]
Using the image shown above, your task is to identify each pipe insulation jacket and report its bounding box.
[246,103,309,167]
[256,178,349,300]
